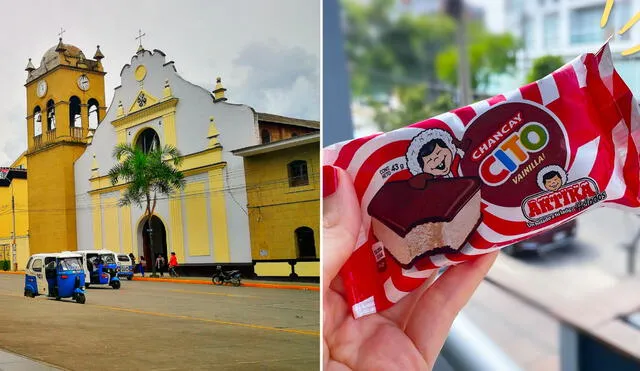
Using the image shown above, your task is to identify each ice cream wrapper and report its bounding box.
[324,43,640,319]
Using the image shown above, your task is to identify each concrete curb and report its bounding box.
[0,271,319,291]
[0,271,24,275]
[132,276,320,291]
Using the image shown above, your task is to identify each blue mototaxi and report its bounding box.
[116,254,134,281]
[75,250,121,289]
[24,252,86,304]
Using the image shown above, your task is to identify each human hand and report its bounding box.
[322,165,498,371]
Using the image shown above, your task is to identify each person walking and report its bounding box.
[139,256,146,277]
[128,253,136,275]
[168,252,179,277]
[156,254,166,277]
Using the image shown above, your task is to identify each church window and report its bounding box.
[46,99,55,131]
[288,160,309,187]
[295,226,316,258]
[69,96,82,128]
[33,106,42,136]
[261,129,271,144]
[136,128,160,154]
[88,98,99,129]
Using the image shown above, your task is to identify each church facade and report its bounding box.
[11,38,319,275]
[74,46,257,269]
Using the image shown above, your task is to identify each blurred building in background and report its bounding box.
[503,0,640,94]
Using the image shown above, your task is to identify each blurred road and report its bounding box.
[464,208,640,370]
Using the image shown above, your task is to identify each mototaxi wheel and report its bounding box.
[111,280,121,289]
[127,276,133,281]
[231,277,241,287]
[212,276,223,285]
[76,293,86,304]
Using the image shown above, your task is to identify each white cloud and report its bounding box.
[230,41,320,119]
[261,75,320,119]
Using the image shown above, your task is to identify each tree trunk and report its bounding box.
[148,213,156,277]
[146,193,158,278]
[148,192,159,277]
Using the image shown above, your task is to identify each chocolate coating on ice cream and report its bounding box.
[367,174,482,238]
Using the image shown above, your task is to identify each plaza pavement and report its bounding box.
[0,274,319,370]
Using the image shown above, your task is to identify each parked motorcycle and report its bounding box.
[211,266,241,287]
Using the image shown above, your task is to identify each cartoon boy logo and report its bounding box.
[536,165,567,192]
[406,128,466,178]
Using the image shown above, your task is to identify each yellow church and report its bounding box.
[0,37,319,277]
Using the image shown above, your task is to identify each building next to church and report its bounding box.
[0,157,28,271]
[8,37,319,276]
[233,118,320,278]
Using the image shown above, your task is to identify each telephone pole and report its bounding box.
[11,183,16,271]
[445,0,472,106]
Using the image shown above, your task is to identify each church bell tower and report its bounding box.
[24,36,107,253]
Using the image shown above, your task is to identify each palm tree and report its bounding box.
[108,143,185,277]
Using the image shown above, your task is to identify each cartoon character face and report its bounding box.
[544,175,563,192]
[421,144,453,176]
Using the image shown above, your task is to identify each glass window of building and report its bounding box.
[544,13,559,49]
[570,6,603,45]
[523,16,535,49]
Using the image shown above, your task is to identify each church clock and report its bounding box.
[36,80,47,97]
[77,74,90,91]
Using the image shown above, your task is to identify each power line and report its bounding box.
[4,171,320,214]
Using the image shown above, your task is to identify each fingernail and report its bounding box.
[323,165,339,198]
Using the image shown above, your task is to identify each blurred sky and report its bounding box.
[0,0,320,166]
[467,0,506,33]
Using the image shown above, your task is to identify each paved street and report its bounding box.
[0,276,319,371]
[463,207,640,370]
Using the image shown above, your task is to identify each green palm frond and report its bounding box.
[112,143,136,162]
[107,141,186,211]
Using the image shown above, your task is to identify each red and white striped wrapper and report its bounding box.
[324,43,640,319]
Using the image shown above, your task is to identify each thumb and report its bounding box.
[322,165,361,292]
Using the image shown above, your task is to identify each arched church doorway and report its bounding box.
[295,226,316,258]
[139,215,167,271]
[136,128,160,154]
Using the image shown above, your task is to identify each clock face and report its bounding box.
[77,75,90,91]
[36,80,47,97]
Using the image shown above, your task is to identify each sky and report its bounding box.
[0,0,320,166]
[467,0,505,33]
